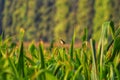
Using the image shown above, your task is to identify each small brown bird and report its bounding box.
[60,39,65,45]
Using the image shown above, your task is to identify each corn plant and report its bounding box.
[0,21,120,80]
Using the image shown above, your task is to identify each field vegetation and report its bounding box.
[0,21,120,80]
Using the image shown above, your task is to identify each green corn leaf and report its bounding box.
[49,39,55,52]
[38,42,46,80]
[32,69,57,80]
[106,39,114,52]
[110,64,115,80]
[90,39,98,80]
[109,21,115,39]
[75,52,81,66]
[98,21,115,53]
[64,69,69,80]
[113,36,120,54]
[82,28,88,41]
[46,72,57,80]
[39,42,45,69]
[24,55,36,65]
[109,36,120,62]
[69,34,75,61]
[54,63,61,76]
[101,21,115,39]
[115,28,120,37]
[29,41,36,54]
[113,53,120,79]
[32,69,46,80]
[57,50,62,61]
[90,39,96,63]
[8,58,19,79]
[73,65,82,80]
[59,48,67,61]
[28,41,38,59]
[97,21,116,80]
[17,42,25,78]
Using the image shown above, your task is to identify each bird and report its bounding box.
[60,39,65,45]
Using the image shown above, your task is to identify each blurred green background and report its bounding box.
[0,0,120,42]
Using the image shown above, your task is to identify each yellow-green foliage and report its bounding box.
[0,21,120,80]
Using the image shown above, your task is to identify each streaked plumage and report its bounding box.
[60,39,65,45]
